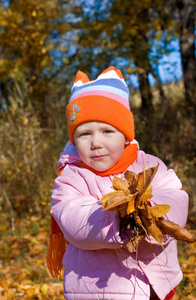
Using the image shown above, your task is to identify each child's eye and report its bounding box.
[80,132,90,136]
[104,130,113,134]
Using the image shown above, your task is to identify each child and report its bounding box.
[47,66,189,300]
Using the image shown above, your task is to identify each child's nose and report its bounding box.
[91,134,103,149]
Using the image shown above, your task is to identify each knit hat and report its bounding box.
[66,66,134,145]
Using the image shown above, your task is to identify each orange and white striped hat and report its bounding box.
[66,66,134,145]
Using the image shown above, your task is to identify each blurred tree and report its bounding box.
[176,0,196,115]
[1,0,195,122]
[0,0,73,125]
[69,0,178,114]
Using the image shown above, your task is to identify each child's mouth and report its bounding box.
[92,155,107,161]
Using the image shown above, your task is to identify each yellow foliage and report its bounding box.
[0,0,70,88]
[166,35,171,42]
[0,215,65,299]
[32,10,37,17]
[156,32,162,41]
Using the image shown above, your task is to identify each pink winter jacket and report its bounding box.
[51,141,189,300]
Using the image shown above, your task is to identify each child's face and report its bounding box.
[74,122,126,172]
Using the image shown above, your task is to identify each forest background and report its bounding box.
[0,0,196,299]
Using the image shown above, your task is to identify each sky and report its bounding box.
[129,39,183,88]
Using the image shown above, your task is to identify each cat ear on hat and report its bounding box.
[99,66,124,79]
[75,71,90,84]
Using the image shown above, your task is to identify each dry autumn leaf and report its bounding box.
[140,185,153,206]
[101,191,130,211]
[101,163,196,252]
[140,206,164,244]
[126,235,143,252]
[127,195,136,215]
[148,204,171,219]
[156,219,196,243]
[113,175,130,193]
[135,164,159,209]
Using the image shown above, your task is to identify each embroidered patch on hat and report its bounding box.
[68,102,80,124]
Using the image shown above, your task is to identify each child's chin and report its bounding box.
[91,163,114,172]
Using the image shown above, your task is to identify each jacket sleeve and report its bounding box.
[51,166,123,250]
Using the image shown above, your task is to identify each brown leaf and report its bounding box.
[140,207,164,244]
[127,194,136,214]
[126,235,143,253]
[136,172,146,191]
[118,206,128,218]
[101,164,196,248]
[101,191,130,211]
[134,164,159,209]
[140,184,152,205]
[112,175,130,193]
[137,163,159,199]
[148,204,171,219]
[124,171,139,192]
[156,219,196,243]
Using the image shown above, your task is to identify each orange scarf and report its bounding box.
[46,143,138,278]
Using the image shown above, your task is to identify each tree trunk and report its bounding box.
[138,72,153,115]
[176,0,196,114]
[150,67,168,110]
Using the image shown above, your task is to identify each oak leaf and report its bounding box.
[113,175,130,193]
[156,219,196,243]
